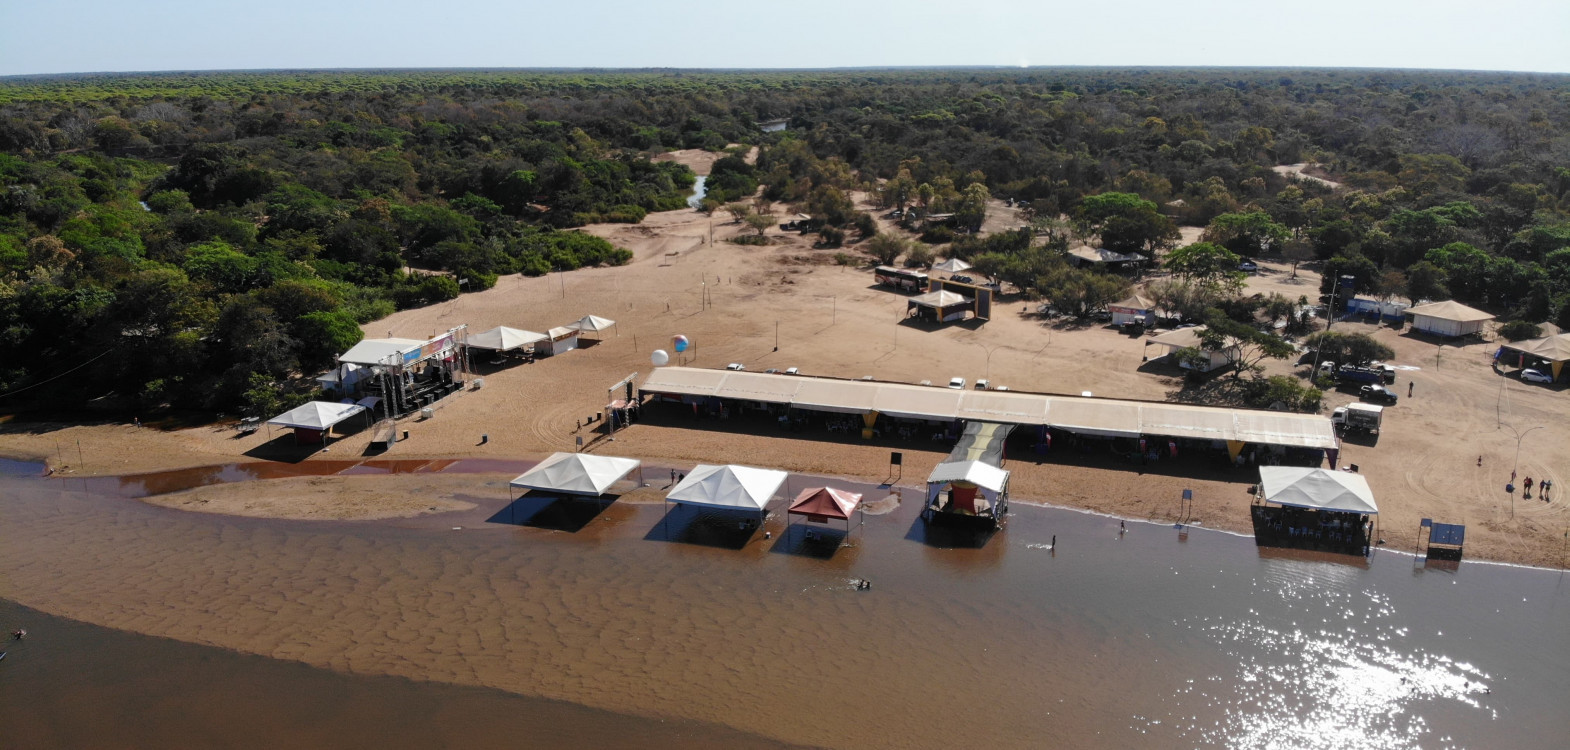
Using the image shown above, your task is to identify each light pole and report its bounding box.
[976,342,1001,382]
[1502,423,1542,517]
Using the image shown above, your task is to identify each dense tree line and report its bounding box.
[2,68,1568,415]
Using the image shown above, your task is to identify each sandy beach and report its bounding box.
[3,155,1567,568]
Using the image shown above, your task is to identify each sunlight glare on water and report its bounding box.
[1151,566,1495,749]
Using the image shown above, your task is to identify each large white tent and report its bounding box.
[1258,466,1378,515]
[266,401,369,445]
[1407,300,1493,337]
[931,258,972,273]
[508,452,642,496]
[467,326,546,352]
[666,464,788,513]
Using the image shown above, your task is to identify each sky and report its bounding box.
[2,0,1568,77]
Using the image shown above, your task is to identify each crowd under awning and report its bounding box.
[639,367,1338,450]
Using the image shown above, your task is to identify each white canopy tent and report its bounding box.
[925,459,1010,521]
[931,258,972,273]
[569,315,617,338]
[666,464,789,515]
[508,452,642,497]
[1258,466,1378,515]
[467,326,546,352]
[266,401,369,445]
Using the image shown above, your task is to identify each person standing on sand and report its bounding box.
[1524,477,1533,498]
[1408,381,1414,397]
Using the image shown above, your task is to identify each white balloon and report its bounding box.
[650,349,670,366]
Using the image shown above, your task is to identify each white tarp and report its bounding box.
[266,401,367,430]
[926,460,1010,493]
[666,464,788,511]
[908,289,971,308]
[932,258,972,273]
[1259,466,1379,515]
[467,326,546,351]
[570,315,617,332]
[338,338,425,366]
[509,452,642,496]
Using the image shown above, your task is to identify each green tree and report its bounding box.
[1405,260,1449,302]
[1202,211,1291,256]
[1301,331,1394,366]
[1202,315,1295,379]
[867,234,909,266]
[1076,192,1178,255]
[743,212,773,237]
[1165,241,1245,296]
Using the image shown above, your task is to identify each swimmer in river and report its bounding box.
[11,628,25,640]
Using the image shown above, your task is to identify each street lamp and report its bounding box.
[1502,423,1542,517]
[975,342,1002,382]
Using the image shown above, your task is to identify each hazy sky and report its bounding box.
[3,0,1568,77]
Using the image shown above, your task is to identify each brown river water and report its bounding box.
[1,456,1568,748]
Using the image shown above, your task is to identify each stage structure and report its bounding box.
[929,278,993,321]
[339,326,469,420]
[925,421,1014,528]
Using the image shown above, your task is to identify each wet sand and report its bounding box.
[3,465,1567,749]
[0,599,811,750]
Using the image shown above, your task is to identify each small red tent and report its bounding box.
[788,487,862,535]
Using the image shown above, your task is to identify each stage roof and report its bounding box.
[789,487,862,520]
[509,452,641,496]
[1259,467,1378,515]
[338,338,426,366]
[1110,294,1156,311]
[908,289,971,308]
[666,464,789,512]
[931,258,972,273]
[640,367,1338,449]
[926,460,1010,493]
[267,401,367,431]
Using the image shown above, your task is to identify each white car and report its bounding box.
[1521,369,1553,384]
[784,367,799,375]
[726,362,745,371]
[948,377,966,389]
[975,379,990,390]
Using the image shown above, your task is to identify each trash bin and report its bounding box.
[420,407,434,420]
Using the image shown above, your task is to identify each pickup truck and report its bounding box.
[1360,385,1399,405]
[1332,403,1384,434]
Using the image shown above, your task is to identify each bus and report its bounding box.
[874,266,928,293]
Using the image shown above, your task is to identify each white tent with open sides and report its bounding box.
[666,463,788,514]
[508,452,642,497]
[467,326,546,352]
[266,401,369,445]
[569,315,617,339]
[1259,466,1378,515]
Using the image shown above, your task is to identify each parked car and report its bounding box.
[975,379,990,390]
[1521,368,1554,384]
[1369,362,1397,383]
[1360,384,1399,404]
[1332,403,1384,434]
[1238,259,1259,272]
[726,362,745,371]
[784,367,800,376]
[1120,321,1145,337]
[764,368,779,374]
[948,377,966,389]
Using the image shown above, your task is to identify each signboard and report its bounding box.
[891,452,903,465]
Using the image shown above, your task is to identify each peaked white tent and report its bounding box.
[666,464,788,514]
[569,315,617,338]
[931,258,972,273]
[266,401,369,445]
[508,452,642,497]
[1259,466,1378,515]
[467,326,546,352]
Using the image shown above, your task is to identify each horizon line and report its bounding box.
[6,64,1570,81]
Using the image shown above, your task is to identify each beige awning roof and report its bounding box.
[1147,327,1206,349]
[1110,294,1156,310]
[466,326,546,351]
[908,289,971,308]
[638,368,1338,449]
[1260,467,1378,514]
[1502,333,1570,362]
[1407,300,1494,323]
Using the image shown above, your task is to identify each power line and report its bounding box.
[0,346,117,399]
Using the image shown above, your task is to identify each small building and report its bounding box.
[1406,300,1493,337]
[1144,326,1238,373]
[1108,294,1157,326]
[543,326,580,356]
[1345,297,1409,323]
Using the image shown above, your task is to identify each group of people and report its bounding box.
[1523,476,1554,500]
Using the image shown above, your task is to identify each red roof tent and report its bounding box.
[788,487,862,522]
